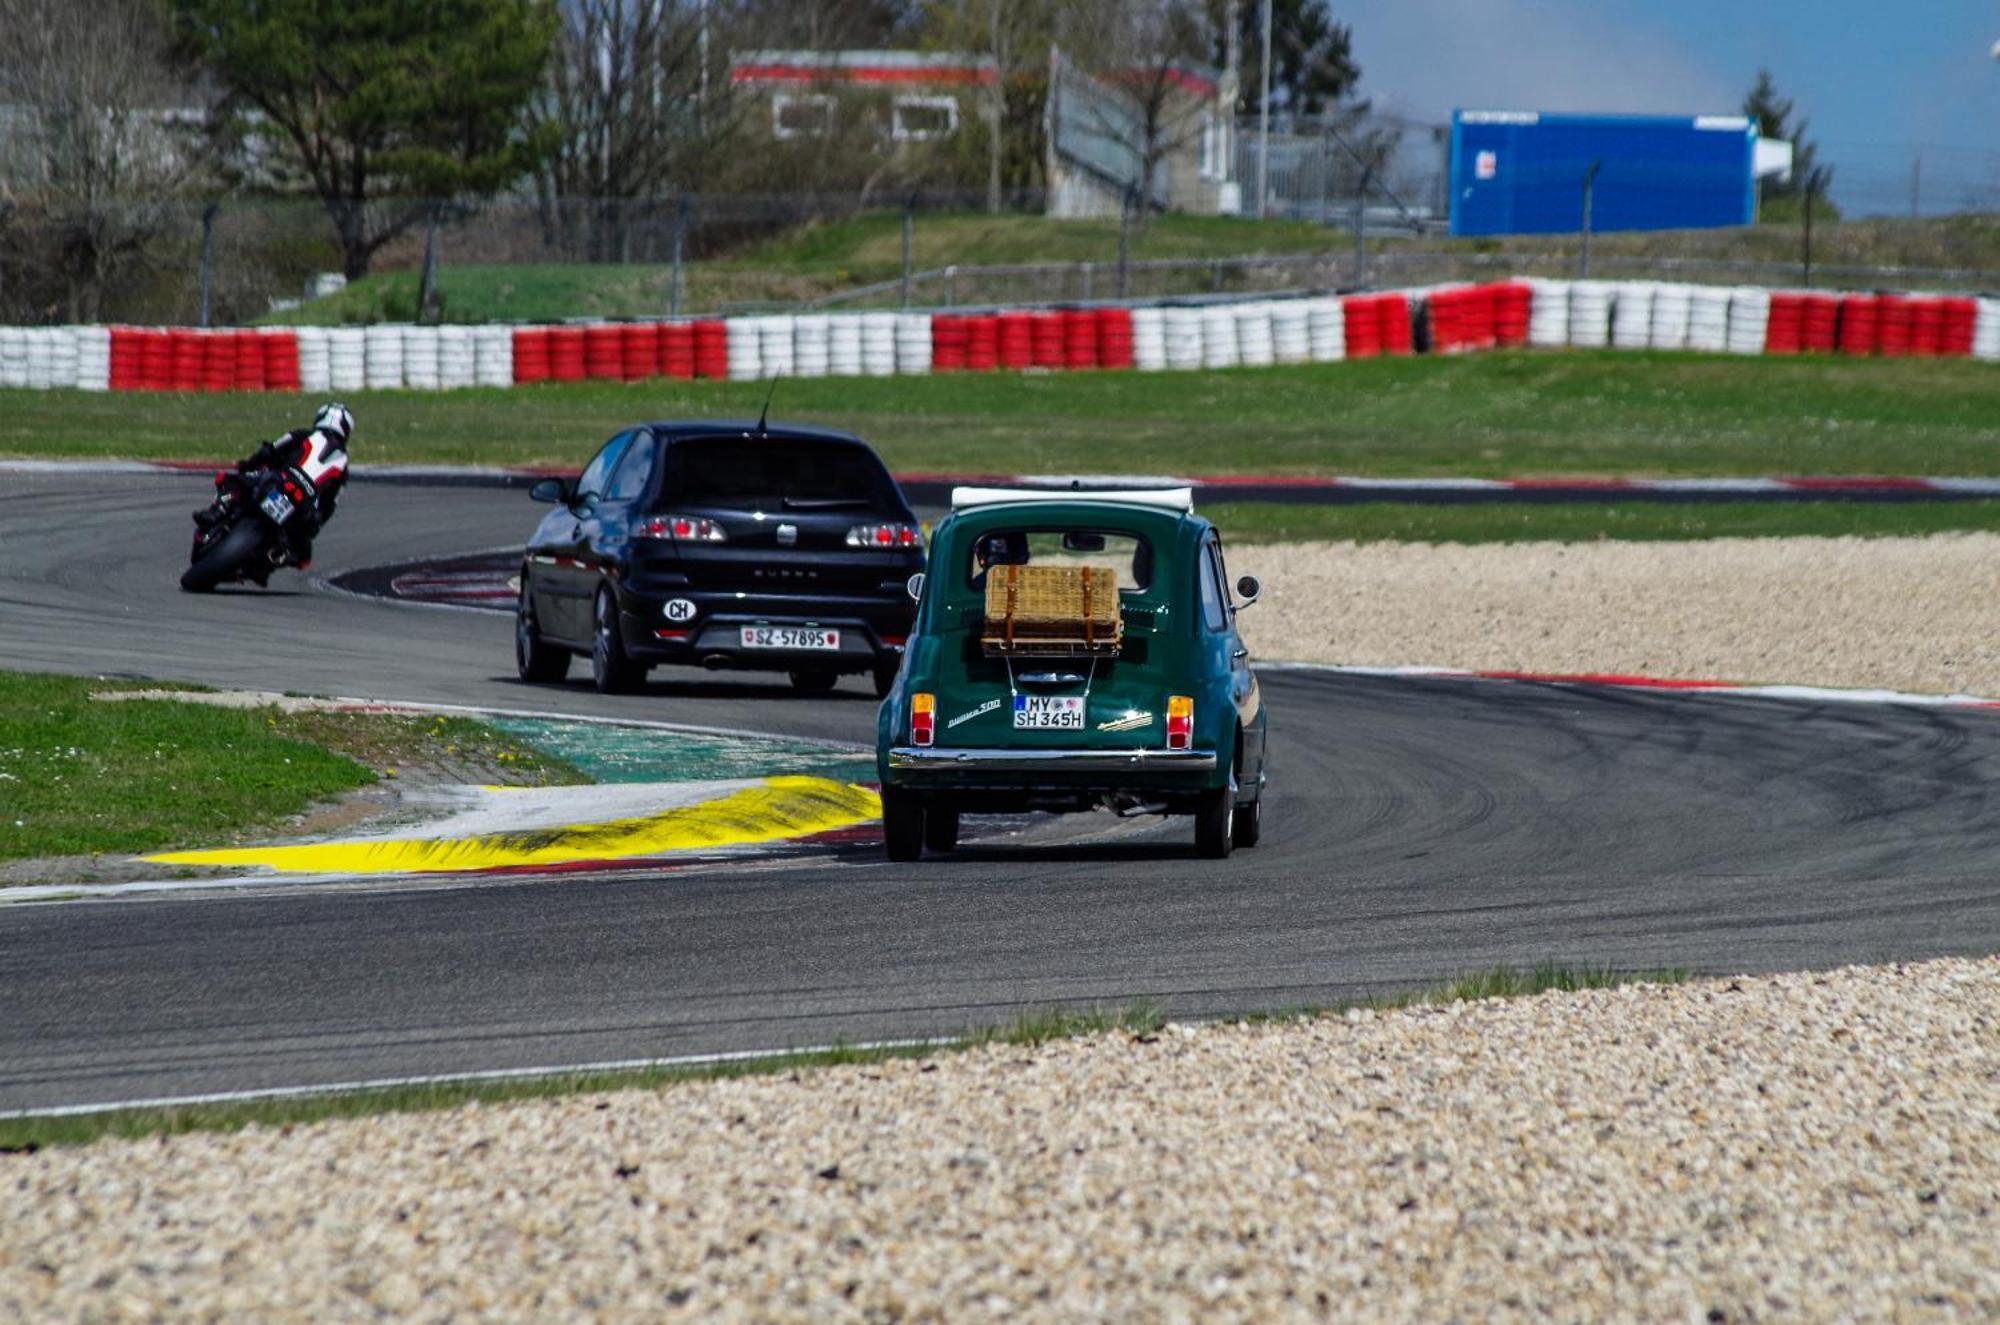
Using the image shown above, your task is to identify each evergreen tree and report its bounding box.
[1742,68,1831,207]
[1212,0,1361,117]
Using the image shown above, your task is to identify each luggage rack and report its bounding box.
[979,563,1123,658]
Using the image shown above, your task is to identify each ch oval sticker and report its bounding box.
[663,598,698,623]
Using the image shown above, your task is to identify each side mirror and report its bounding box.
[906,572,925,602]
[528,476,568,504]
[1235,574,1262,607]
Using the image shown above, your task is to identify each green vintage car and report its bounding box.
[875,487,1269,860]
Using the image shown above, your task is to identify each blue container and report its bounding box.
[1449,111,1757,237]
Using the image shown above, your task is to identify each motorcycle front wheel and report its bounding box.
[180,520,268,593]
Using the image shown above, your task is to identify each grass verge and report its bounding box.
[0,673,582,863]
[0,964,1687,1151]
[1211,498,2000,544]
[3,352,1997,478]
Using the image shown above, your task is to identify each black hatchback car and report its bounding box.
[515,421,925,695]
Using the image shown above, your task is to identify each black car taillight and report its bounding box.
[846,522,922,549]
[639,515,727,543]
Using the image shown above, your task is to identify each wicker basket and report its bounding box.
[982,564,1123,655]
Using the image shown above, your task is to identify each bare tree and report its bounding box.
[0,0,215,321]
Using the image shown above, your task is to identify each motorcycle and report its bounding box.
[180,465,318,592]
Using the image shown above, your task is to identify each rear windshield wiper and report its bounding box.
[781,496,874,510]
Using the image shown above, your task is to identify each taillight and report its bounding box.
[639,515,727,543]
[282,479,305,503]
[1166,695,1193,751]
[847,522,922,549]
[912,692,936,747]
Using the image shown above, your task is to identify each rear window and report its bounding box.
[663,437,897,511]
[964,528,1153,593]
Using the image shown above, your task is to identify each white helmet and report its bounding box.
[313,401,354,445]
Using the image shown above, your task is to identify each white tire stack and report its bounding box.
[23,328,55,389]
[472,325,513,387]
[1648,283,1693,351]
[297,327,334,392]
[363,324,405,389]
[793,315,830,378]
[723,317,762,381]
[1234,302,1276,367]
[859,312,897,377]
[1199,305,1240,368]
[1130,307,1167,371]
[434,326,475,389]
[327,327,366,390]
[893,312,931,376]
[1269,301,1310,364]
[1567,281,1613,348]
[1525,278,1571,348]
[1971,298,2000,362]
[1726,286,1771,355]
[827,315,864,377]
[0,326,27,387]
[1163,307,1203,370]
[75,326,112,391]
[1610,282,1655,350]
[1304,297,1346,361]
[759,314,796,379]
[402,326,441,390]
[1686,286,1731,352]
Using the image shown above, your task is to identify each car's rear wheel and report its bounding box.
[592,589,645,694]
[923,802,960,853]
[1194,786,1235,859]
[1230,796,1262,849]
[882,788,925,861]
[789,667,838,695]
[515,584,570,684]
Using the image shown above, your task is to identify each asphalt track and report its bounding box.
[1,473,1997,1112]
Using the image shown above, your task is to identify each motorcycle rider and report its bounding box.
[195,402,353,571]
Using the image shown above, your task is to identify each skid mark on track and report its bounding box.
[145,776,880,875]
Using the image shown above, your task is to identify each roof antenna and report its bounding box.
[755,374,779,437]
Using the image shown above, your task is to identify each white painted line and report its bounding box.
[0,1037,961,1120]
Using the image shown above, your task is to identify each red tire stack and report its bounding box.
[549,326,588,382]
[1062,309,1098,369]
[1379,294,1414,355]
[1495,283,1533,348]
[232,330,267,390]
[691,320,728,379]
[139,329,173,390]
[930,315,968,372]
[1908,298,1943,356]
[1466,284,1499,351]
[966,315,1000,371]
[1095,307,1134,369]
[512,327,552,384]
[109,328,143,390]
[1874,295,1913,356]
[1425,289,1465,353]
[620,323,659,382]
[1939,297,1978,357]
[263,330,301,391]
[1836,295,1878,356]
[659,322,696,380]
[199,331,236,392]
[1343,295,1382,359]
[584,324,623,380]
[996,312,1033,370]
[1030,311,1065,368]
[1764,293,1804,355]
[1799,295,1840,354]
[169,329,204,391]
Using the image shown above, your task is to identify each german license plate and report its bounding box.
[740,626,839,651]
[259,490,295,522]
[1013,695,1085,730]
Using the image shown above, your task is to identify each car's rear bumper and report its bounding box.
[886,746,1217,774]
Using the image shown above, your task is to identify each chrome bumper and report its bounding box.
[887,746,1218,773]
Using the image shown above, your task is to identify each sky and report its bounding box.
[1335,0,2000,215]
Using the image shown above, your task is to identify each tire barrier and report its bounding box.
[6,276,1993,396]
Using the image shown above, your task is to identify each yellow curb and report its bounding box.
[146,777,881,875]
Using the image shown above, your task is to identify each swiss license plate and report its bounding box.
[1013,695,1085,730]
[740,626,839,651]
[259,490,295,523]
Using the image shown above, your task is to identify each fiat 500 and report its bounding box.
[875,487,1268,860]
